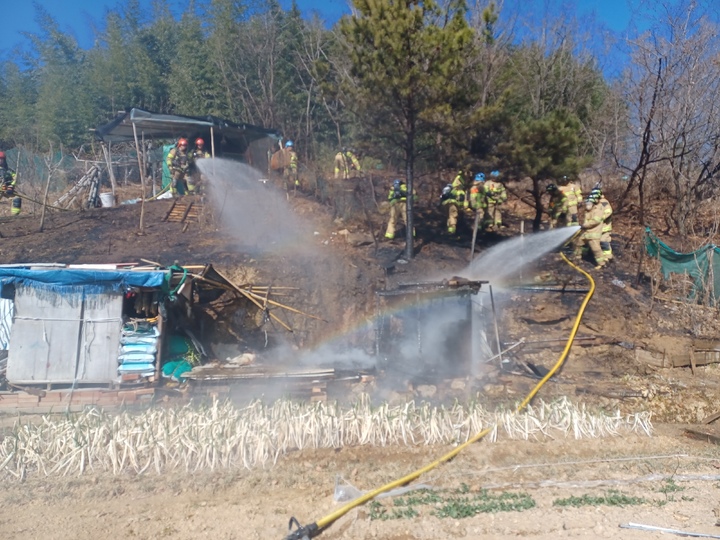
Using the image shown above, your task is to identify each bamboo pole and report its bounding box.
[132,122,146,231]
[39,163,54,232]
[244,289,326,321]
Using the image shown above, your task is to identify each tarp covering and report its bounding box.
[645,227,720,302]
[0,268,168,296]
[94,108,280,152]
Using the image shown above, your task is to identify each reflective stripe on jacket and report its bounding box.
[582,203,605,239]
[600,197,613,234]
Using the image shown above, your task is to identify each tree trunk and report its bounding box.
[405,131,415,260]
[532,178,543,231]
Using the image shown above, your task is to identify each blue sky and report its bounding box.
[0,0,634,58]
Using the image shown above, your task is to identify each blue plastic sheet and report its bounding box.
[0,268,167,296]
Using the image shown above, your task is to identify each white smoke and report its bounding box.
[197,158,313,254]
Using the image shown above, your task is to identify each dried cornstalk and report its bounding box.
[0,396,652,480]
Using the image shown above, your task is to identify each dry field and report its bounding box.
[1,403,719,540]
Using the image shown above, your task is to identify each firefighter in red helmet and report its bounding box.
[188,137,211,193]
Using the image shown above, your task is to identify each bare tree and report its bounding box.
[619,1,720,237]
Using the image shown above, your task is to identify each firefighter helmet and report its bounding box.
[285,140,293,148]
[178,138,188,148]
[546,183,558,192]
[195,138,204,146]
[587,189,601,204]
[0,151,5,159]
[490,170,500,177]
[474,173,485,182]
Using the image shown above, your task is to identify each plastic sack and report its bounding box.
[334,476,363,502]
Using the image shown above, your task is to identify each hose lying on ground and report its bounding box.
[283,252,595,540]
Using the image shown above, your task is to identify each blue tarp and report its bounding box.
[0,268,168,296]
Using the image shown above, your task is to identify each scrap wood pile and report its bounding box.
[0,396,653,479]
[53,164,101,209]
[182,265,324,334]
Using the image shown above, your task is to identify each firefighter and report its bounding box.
[546,183,568,229]
[334,147,361,179]
[469,173,487,228]
[166,138,190,197]
[440,170,468,234]
[483,170,507,230]
[599,188,613,261]
[283,141,299,190]
[575,188,606,269]
[559,175,583,225]
[0,151,21,216]
[384,178,416,240]
[188,137,211,194]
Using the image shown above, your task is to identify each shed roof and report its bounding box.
[94,108,280,149]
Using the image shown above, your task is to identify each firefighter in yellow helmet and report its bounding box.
[559,175,583,226]
[546,183,568,229]
[187,137,211,194]
[575,188,607,269]
[384,178,416,240]
[166,138,190,197]
[0,151,21,216]
[334,147,361,179]
[441,170,468,234]
[483,170,507,230]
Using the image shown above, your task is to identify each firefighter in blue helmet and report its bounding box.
[385,178,416,239]
[284,140,299,190]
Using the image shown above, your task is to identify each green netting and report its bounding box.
[162,144,174,188]
[645,227,720,302]
[2,148,73,189]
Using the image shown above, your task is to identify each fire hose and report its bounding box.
[284,251,595,540]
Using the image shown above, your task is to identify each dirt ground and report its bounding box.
[2,176,720,538]
[1,426,719,539]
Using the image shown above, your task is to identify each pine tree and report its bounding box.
[341,0,472,259]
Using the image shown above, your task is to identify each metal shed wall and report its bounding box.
[7,286,123,385]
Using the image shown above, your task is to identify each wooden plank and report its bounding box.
[702,411,720,425]
[79,293,123,384]
[180,202,193,223]
[684,427,720,445]
[162,201,177,221]
[690,347,696,375]
[7,286,82,384]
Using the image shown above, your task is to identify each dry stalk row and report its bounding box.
[0,396,652,479]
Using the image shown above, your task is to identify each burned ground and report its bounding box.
[0,179,718,418]
[1,177,720,539]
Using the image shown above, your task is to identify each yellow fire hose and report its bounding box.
[284,252,595,540]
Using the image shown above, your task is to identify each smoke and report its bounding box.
[462,226,580,284]
[197,158,313,255]
[195,159,576,392]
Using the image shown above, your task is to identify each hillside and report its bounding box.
[3,171,720,540]
[1,169,718,424]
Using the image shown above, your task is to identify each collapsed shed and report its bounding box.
[0,263,235,389]
[375,277,497,380]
